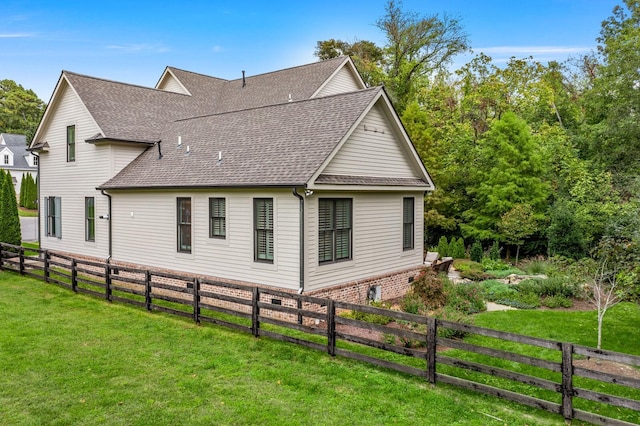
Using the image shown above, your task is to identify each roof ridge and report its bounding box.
[226,56,349,83]
[166,66,228,82]
[174,85,381,122]
[63,70,192,97]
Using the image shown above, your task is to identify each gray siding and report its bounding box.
[305,191,424,291]
[323,103,421,178]
[111,189,300,290]
[316,66,363,97]
[37,81,146,258]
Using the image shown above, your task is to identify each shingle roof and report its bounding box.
[99,87,383,189]
[0,133,34,170]
[65,56,352,145]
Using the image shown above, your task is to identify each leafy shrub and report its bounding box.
[514,277,580,299]
[437,236,449,258]
[481,280,518,302]
[542,295,573,308]
[401,292,424,315]
[489,241,500,260]
[470,241,483,263]
[433,307,474,339]
[495,292,540,309]
[450,237,466,259]
[444,280,486,314]
[410,268,446,309]
[339,301,392,325]
[481,257,511,271]
[519,257,551,275]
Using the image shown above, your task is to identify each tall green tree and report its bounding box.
[462,112,549,242]
[579,0,640,186]
[314,39,385,87]
[0,79,46,143]
[0,169,21,245]
[376,0,469,112]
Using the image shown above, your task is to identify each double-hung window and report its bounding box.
[44,196,61,238]
[318,198,352,264]
[85,197,95,241]
[3,154,8,165]
[177,197,192,253]
[67,125,76,162]
[402,197,415,250]
[254,198,273,262]
[209,197,226,238]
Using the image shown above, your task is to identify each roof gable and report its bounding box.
[99,87,383,189]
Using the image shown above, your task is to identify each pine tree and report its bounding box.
[470,241,483,263]
[0,170,22,245]
[437,236,449,257]
[19,174,26,207]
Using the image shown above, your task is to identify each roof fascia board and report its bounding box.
[306,183,430,192]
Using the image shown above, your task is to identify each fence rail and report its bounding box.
[1,243,639,426]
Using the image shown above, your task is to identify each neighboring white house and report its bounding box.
[29,57,434,303]
[0,133,38,197]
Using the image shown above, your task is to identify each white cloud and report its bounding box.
[106,43,169,53]
[0,33,35,38]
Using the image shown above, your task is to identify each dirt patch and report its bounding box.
[574,359,640,380]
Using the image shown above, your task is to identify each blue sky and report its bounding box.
[2,0,621,101]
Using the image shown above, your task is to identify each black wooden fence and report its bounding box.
[1,243,639,426]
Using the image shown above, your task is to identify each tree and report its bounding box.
[461,112,548,242]
[498,204,537,263]
[579,0,640,187]
[314,39,385,87]
[585,207,640,349]
[376,0,469,112]
[547,201,587,259]
[0,169,21,245]
[0,79,46,143]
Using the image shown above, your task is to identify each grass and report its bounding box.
[18,207,38,217]
[0,271,565,425]
[437,303,640,424]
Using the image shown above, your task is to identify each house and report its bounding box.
[29,56,434,303]
[0,133,38,196]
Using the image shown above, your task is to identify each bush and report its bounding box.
[401,292,424,315]
[519,258,551,275]
[481,280,518,302]
[542,295,573,308]
[489,241,500,260]
[470,241,483,263]
[339,301,392,325]
[410,268,446,310]
[514,277,580,299]
[433,307,474,339]
[495,292,540,309]
[444,281,486,314]
[481,257,511,271]
[437,236,449,258]
[450,237,466,259]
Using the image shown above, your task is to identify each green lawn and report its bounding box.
[18,207,38,217]
[0,271,564,426]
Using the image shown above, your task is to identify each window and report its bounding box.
[67,125,76,162]
[33,155,38,166]
[3,154,8,165]
[209,197,226,238]
[318,198,352,264]
[403,197,415,250]
[254,198,273,262]
[177,197,191,253]
[45,196,61,238]
[85,197,95,241]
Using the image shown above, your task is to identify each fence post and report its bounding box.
[44,250,50,282]
[193,278,200,324]
[105,263,112,301]
[561,342,574,421]
[327,299,336,356]
[145,270,152,311]
[426,317,437,385]
[252,287,260,337]
[19,246,25,275]
[0,243,3,270]
[71,259,77,292]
